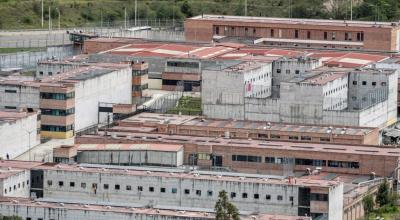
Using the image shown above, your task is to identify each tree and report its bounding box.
[362,194,374,217]
[215,190,240,220]
[376,178,390,207]
[181,0,193,17]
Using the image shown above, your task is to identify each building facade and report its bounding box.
[184,15,400,52]
[0,111,40,159]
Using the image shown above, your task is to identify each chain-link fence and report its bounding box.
[0,45,75,70]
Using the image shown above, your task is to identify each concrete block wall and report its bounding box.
[41,169,304,215]
[74,67,132,131]
[0,170,30,198]
[0,84,40,110]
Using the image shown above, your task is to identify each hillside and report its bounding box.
[0,0,399,30]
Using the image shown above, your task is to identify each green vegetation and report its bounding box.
[0,216,22,220]
[0,47,45,54]
[363,179,400,220]
[215,190,240,220]
[0,0,399,30]
[167,96,201,115]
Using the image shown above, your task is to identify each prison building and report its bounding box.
[75,132,400,178]
[53,143,184,167]
[21,162,342,219]
[0,63,132,139]
[184,15,400,52]
[0,197,312,220]
[115,113,380,145]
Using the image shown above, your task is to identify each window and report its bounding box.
[295,70,300,74]
[266,194,271,200]
[69,182,75,187]
[353,81,357,85]
[231,192,236,198]
[5,90,17,93]
[271,29,274,37]
[184,189,190,194]
[289,136,298,140]
[295,30,299,38]
[372,82,376,86]
[307,31,311,39]
[48,72,53,76]
[320,137,330,142]
[265,157,276,163]
[362,81,367,85]
[39,71,43,75]
[301,136,311,141]
[285,69,290,74]
[254,194,259,199]
[332,32,336,40]
[81,183,86,188]
[324,32,328,40]
[207,190,213,196]
[311,193,328,201]
[126,185,132,191]
[196,190,201,196]
[242,193,248,198]
[276,69,281,74]
[115,184,120,190]
[172,188,177,194]
[161,187,166,193]
[58,181,64,187]
[5,106,16,109]
[270,134,280,139]
[290,196,294,201]
[137,186,142,191]
[328,160,359,169]
[277,195,283,201]
[215,26,220,35]
[232,155,262,163]
[47,180,52,186]
[103,184,109,190]
[381,82,387,86]
[149,187,154,192]
[345,32,349,41]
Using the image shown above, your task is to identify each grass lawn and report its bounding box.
[0,47,45,54]
[167,96,202,115]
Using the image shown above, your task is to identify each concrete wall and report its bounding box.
[36,62,85,79]
[322,75,348,111]
[0,170,30,198]
[329,183,344,220]
[74,67,132,131]
[0,203,208,220]
[0,84,39,110]
[244,64,272,98]
[41,169,308,215]
[271,58,322,97]
[0,113,39,158]
[202,68,246,120]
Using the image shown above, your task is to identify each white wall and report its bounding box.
[0,113,39,159]
[328,183,343,220]
[74,68,132,131]
[0,169,30,198]
[42,169,304,215]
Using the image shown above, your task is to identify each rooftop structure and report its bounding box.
[76,131,400,178]
[119,112,379,145]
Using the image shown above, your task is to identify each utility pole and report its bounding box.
[350,0,353,20]
[245,0,247,16]
[57,8,60,30]
[48,6,51,32]
[41,0,44,28]
[134,0,138,26]
[124,7,127,30]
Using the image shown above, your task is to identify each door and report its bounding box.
[213,155,223,167]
